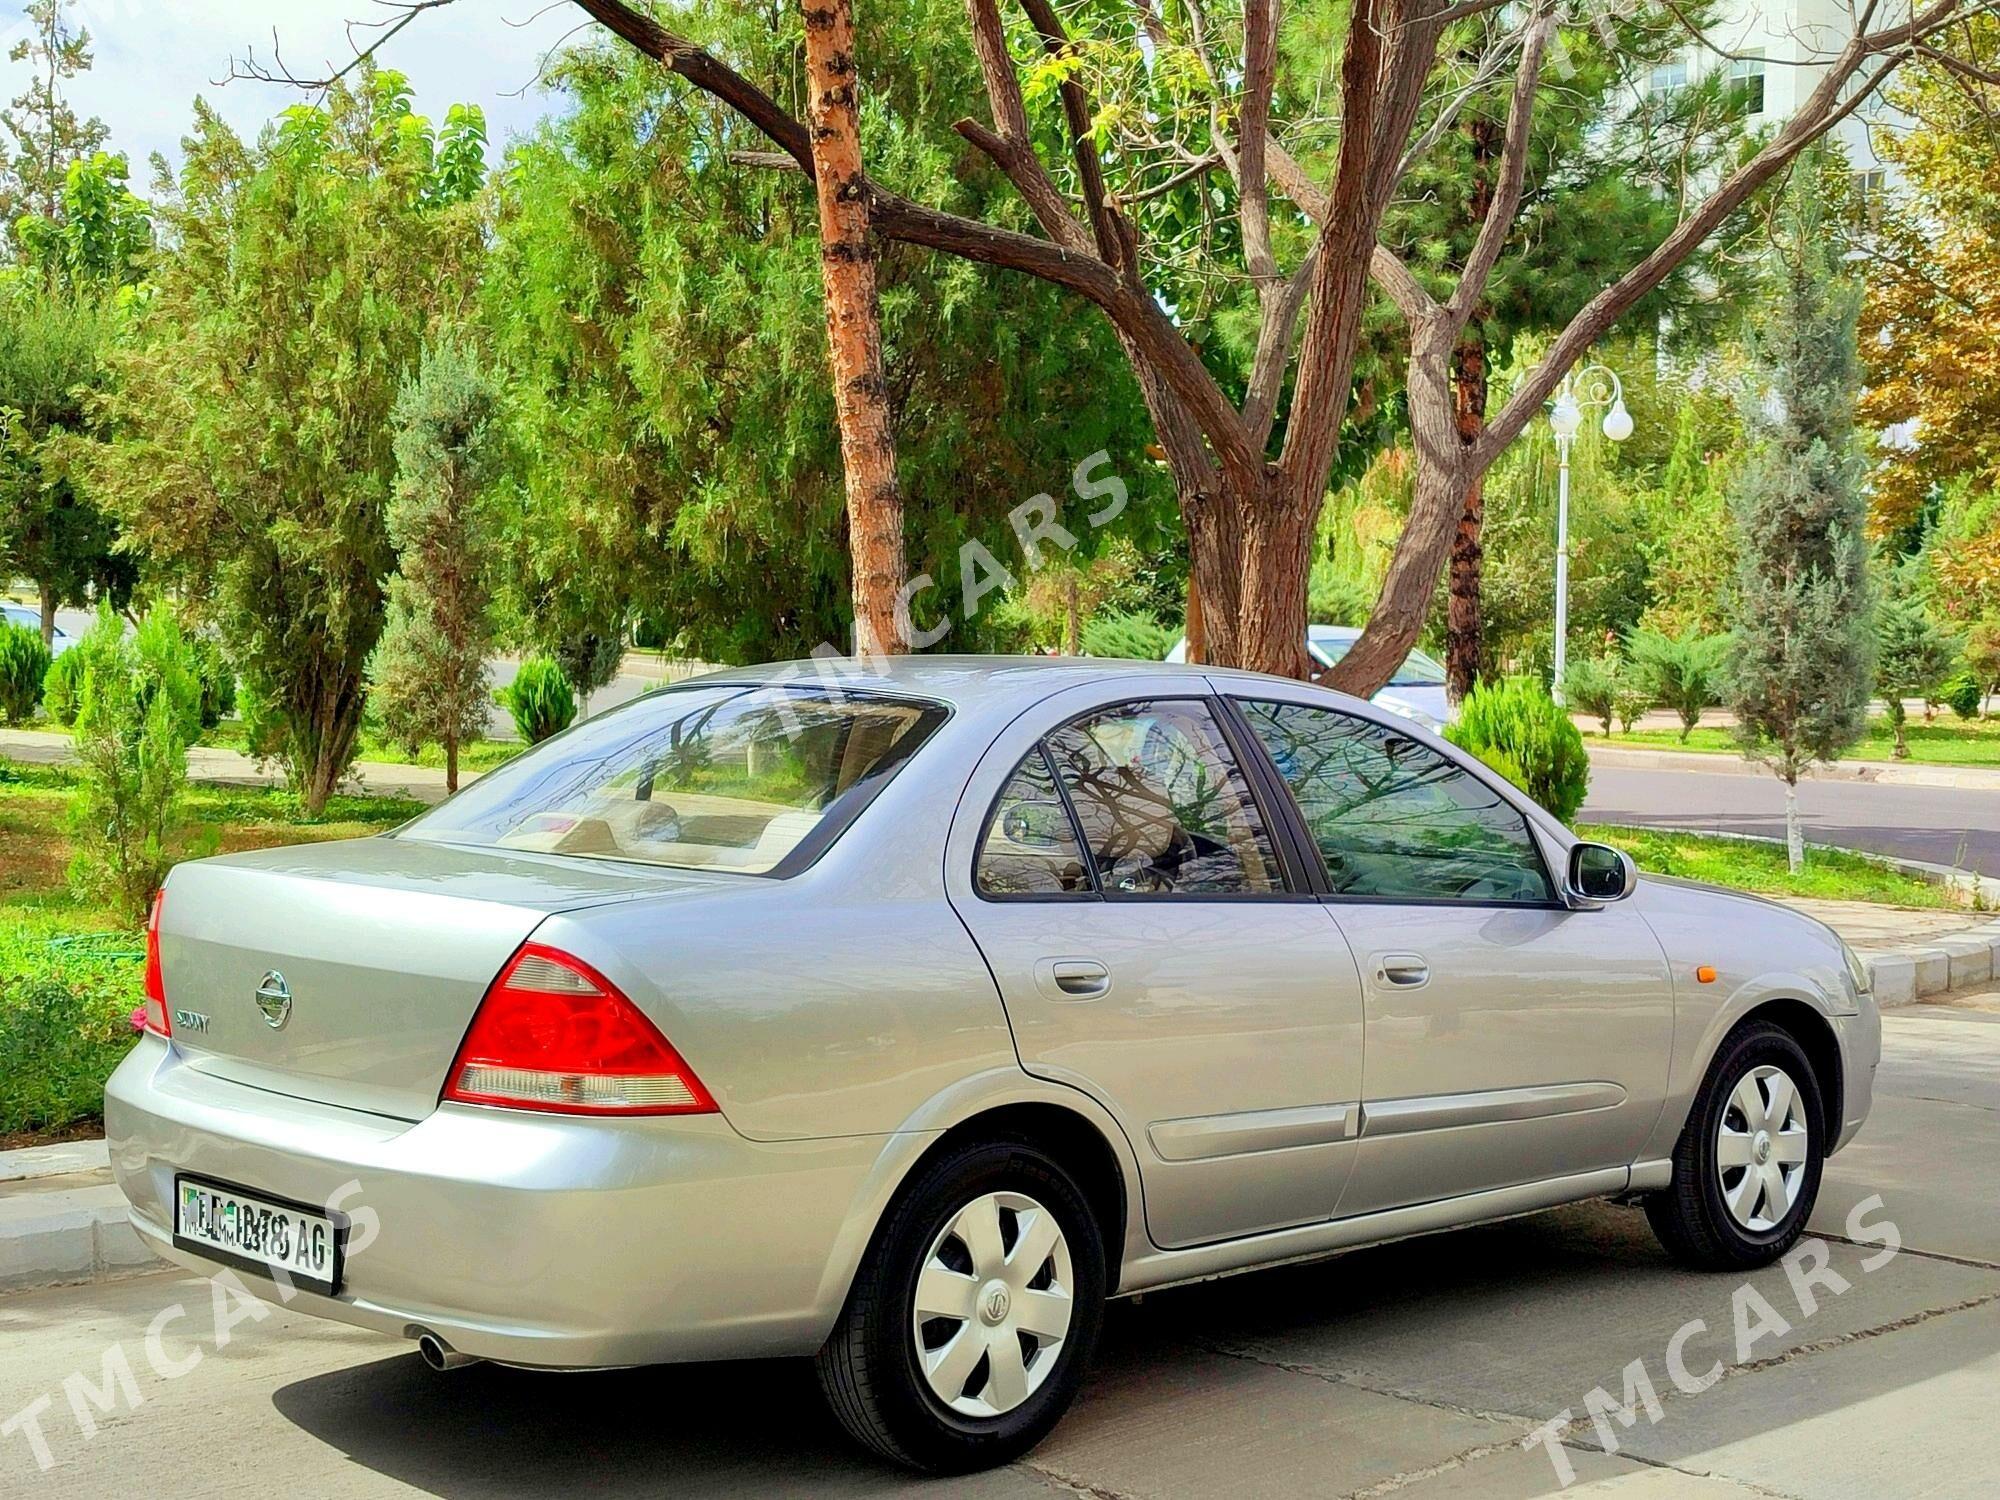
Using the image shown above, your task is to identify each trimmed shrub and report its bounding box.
[1081,610,1176,661]
[1630,629,1731,742]
[67,606,202,925]
[1445,678,1590,822]
[1560,655,1622,736]
[0,931,145,1134]
[1940,670,1982,721]
[501,656,576,744]
[42,646,86,726]
[0,621,51,725]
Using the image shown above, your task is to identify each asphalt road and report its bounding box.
[1583,763,2000,876]
[3,998,1997,1499]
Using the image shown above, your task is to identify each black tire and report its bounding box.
[815,1136,1106,1473]
[1645,1020,1825,1270]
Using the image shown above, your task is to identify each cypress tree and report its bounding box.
[1727,169,1875,872]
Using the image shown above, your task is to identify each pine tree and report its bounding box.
[371,338,502,793]
[1727,169,1875,872]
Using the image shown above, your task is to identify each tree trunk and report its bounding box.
[1237,500,1316,682]
[446,738,460,795]
[1444,107,1499,703]
[1330,322,1461,696]
[1063,572,1080,656]
[38,583,56,649]
[800,0,906,657]
[1445,331,1489,701]
[1784,778,1804,874]
[1184,573,1205,665]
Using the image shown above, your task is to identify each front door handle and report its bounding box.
[1035,958,1111,1001]
[1376,954,1430,988]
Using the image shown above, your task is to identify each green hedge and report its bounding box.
[0,924,145,1136]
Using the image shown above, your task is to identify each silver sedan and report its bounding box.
[107,657,1880,1472]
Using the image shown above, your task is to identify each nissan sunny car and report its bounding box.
[107,657,1879,1471]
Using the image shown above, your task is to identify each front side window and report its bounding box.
[977,748,1093,897]
[401,684,946,874]
[1044,700,1283,896]
[1240,700,1553,904]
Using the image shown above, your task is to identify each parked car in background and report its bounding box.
[108,658,1877,1472]
[0,603,71,655]
[1165,624,1453,729]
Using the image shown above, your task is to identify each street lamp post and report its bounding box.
[1546,366,1633,704]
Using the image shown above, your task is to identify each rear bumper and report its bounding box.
[106,1036,920,1367]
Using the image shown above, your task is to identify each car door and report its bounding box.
[1231,691,1673,1218]
[945,680,1367,1250]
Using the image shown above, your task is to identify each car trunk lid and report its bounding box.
[158,837,733,1122]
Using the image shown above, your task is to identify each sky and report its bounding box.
[0,0,585,182]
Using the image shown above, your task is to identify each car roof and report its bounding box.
[675,653,1350,715]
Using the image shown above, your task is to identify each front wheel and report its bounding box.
[1645,1020,1825,1270]
[816,1138,1106,1472]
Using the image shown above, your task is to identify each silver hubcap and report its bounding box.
[913,1190,1074,1418]
[1717,1064,1810,1231]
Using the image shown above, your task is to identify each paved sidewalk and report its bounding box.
[0,727,459,805]
[1585,741,2000,792]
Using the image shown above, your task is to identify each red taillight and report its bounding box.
[141,889,171,1038]
[443,943,716,1116]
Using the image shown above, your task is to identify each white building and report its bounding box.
[1643,0,1905,202]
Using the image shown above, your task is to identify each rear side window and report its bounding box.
[1045,700,1284,896]
[401,683,946,874]
[1240,699,1553,904]
[976,748,1093,897]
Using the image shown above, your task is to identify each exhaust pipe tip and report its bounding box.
[414,1331,480,1372]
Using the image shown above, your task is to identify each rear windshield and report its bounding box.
[399,683,948,874]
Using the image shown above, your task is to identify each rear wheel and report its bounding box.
[816,1138,1105,1472]
[1646,1021,1824,1270]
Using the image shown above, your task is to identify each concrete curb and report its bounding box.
[1585,743,2000,792]
[0,1183,157,1294]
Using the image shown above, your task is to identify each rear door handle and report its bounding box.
[1035,958,1111,1001]
[1376,954,1430,988]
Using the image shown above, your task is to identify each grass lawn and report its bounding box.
[197,719,525,773]
[1580,822,1965,909]
[1598,714,2000,768]
[0,758,425,1144]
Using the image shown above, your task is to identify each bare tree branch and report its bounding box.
[1446,8,1554,324]
[956,0,1095,255]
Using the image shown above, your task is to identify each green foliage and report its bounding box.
[1728,168,1876,787]
[0,927,142,1135]
[1877,584,1961,756]
[1081,610,1174,661]
[1968,618,2000,695]
[0,287,132,622]
[485,15,1170,665]
[39,639,80,724]
[0,619,49,722]
[0,0,110,258]
[92,73,486,814]
[1444,678,1590,822]
[1561,654,1624,737]
[370,336,502,789]
[500,657,575,744]
[1629,629,1731,742]
[65,605,202,924]
[12,151,151,290]
[1940,670,1984,720]
[190,634,235,731]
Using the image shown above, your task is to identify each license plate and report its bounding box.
[173,1175,343,1296]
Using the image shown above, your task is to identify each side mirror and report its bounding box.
[1567,842,1635,905]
